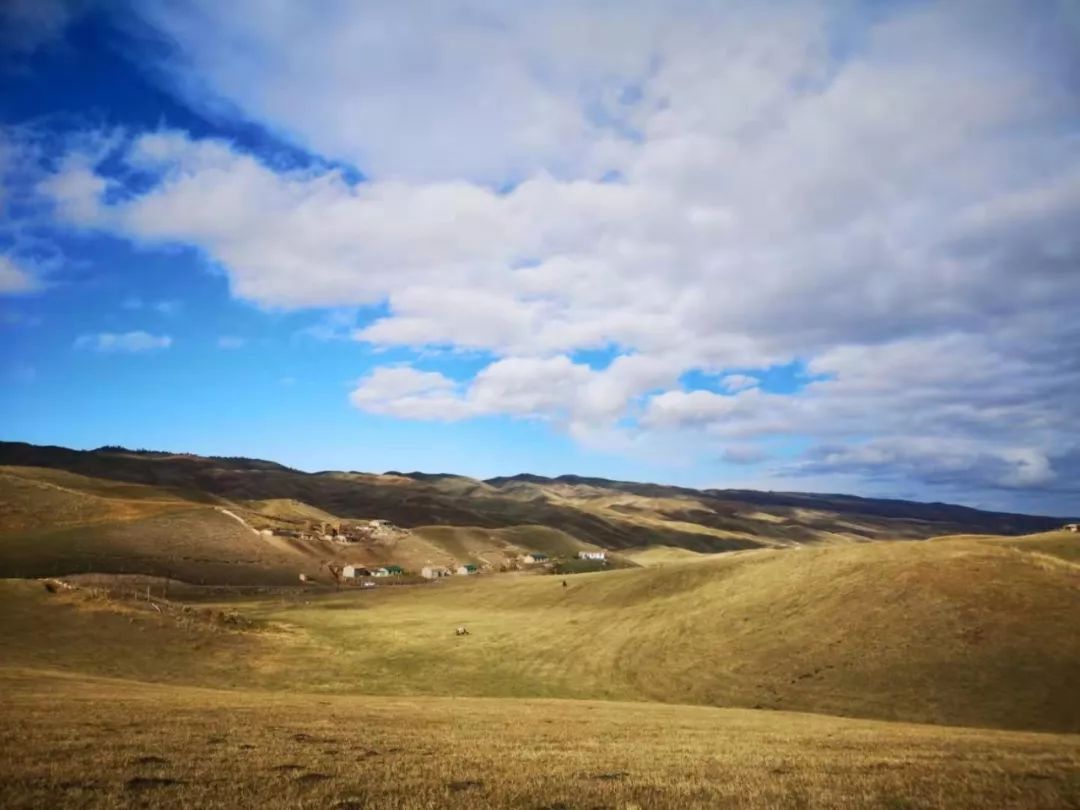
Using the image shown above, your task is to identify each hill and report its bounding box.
[0,442,1071,583]
[6,535,1078,734]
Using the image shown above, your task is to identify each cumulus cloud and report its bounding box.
[350,366,471,420]
[74,331,172,353]
[0,255,41,294]
[24,0,1080,506]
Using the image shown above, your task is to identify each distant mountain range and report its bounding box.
[1,441,1068,550]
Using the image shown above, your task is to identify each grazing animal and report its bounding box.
[455,626,469,636]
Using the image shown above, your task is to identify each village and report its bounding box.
[261,516,614,586]
[298,546,609,586]
[334,548,607,584]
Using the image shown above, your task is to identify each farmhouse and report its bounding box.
[421,565,452,579]
[521,552,549,564]
[456,564,478,575]
[577,550,606,561]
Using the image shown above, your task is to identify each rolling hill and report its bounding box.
[4,533,1078,734]
[0,441,1072,587]
[2,443,1078,807]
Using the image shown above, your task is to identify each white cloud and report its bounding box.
[0,255,41,294]
[350,366,472,420]
[720,374,759,393]
[216,335,246,349]
[74,331,172,353]
[26,1,1080,505]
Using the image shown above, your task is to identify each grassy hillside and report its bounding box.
[239,539,1080,733]
[1,442,1070,560]
[933,530,1080,564]
[6,534,1078,734]
[3,668,1077,810]
[625,545,715,566]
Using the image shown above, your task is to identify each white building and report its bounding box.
[421,565,451,579]
[577,550,607,561]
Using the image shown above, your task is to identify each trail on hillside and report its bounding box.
[215,507,258,535]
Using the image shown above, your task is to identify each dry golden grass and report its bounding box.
[2,668,1078,810]
[0,467,186,533]
[625,545,716,565]
[933,531,1080,564]
[2,529,1080,808]
[4,530,1078,734]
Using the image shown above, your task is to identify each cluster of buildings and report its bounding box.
[311,545,611,586]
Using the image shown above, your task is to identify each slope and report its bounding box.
[1,442,1070,556]
[8,535,1076,733]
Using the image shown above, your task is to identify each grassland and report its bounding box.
[4,532,1078,733]
[1,528,1079,807]
[3,668,1078,810]
[2,448,1078,807]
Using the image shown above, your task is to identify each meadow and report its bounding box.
[3,669,1078,809]
[2,531,1080,807]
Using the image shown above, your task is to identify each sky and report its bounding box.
[1,0,1078,515]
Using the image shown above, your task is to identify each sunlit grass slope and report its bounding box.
[5,533,1078,733]
[240,538,1079,732]
[2,669,1077,810]
[933,530,1080,564]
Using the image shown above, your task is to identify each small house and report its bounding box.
[342,565,372,579]
[1065,523,1079,533]
[521,552,549,564]
[372,567,391,577]
[456,564,478,575]
[577,550,606,561]
[421,565,451,579]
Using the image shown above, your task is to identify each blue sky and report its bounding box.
[1,1,1078,514]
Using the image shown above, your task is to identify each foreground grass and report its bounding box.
[2,668,1078,810]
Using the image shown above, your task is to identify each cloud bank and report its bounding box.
[19,0,1080,506]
